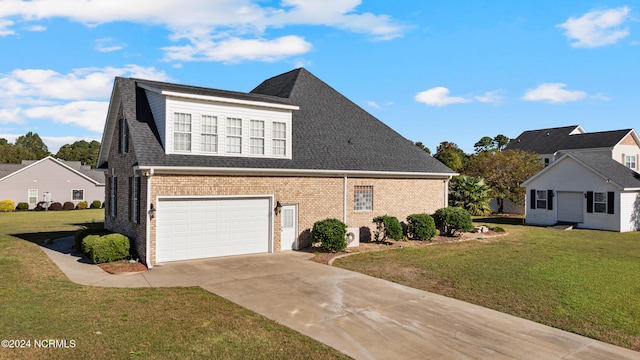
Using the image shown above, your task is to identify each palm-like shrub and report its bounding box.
[449,175,492,216]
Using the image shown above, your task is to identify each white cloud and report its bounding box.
[0,65,170,132]
[367,101,380,109]
[415,87,471,107]
[95,37,124,52]
[558,7,631,48]
[521,83,587,103]
[27,24,46,31]
[475,90,505,105]
[163,35,312,63]
[0,0,404,62]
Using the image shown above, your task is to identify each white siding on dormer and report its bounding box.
[145,90,167,149]
[163,96,293,159]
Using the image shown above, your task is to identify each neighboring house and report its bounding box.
[505,125,640,169]
[0,156,105,209]
[521,152,640,232]
[97,68,456,267]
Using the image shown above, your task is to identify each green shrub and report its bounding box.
[16,202,29,211]
[311,218,347,252]
[406,213,436,241]
[82,233,130,264]
[0,200,15,212]
[63,201,75,210]
[49,202,63,211]
[433,207,473,236]
[90,200,102,209]
[372,215,403,241]
[74,227,111,252]
[76,201,88,210]
[493,226,505,233]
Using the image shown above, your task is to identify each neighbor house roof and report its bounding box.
[522,152,640,190]
[100,68,455,176]
[0,156,104,184]
[505,125,634,154]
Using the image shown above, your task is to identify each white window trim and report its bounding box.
[173,112,192,152]
[535,190,547,209]
[625,154,637,170]
[72,189,85,201]
[594,192,607,213]
[28,189,38,205]
[226,117,243,154]
[200,115,218,153]
[250,119,265,155]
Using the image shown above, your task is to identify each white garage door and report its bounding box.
[557,192,583,223]
[156,197,271,262]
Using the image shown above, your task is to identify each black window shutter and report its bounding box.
[586,191,593,213]
[530,189,536,209]
[135,176,141,224]
[114,177,118,216]
[118,119,123,154]
[547,190,553,210]
[128,177,133,221]
[607,192,615,214]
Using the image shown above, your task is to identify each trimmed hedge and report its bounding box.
[82,233,130,264]
[90,200,102,209]
[63,201,75,210]
[16,202,29,211]
[311,218,347,252]
[406,213,436,241]
[433,207,473,236]
[49,202,63,211]
[76,201,88,210]
[74,227,111,252]
[0,200,15,212]
[372,215,403,241]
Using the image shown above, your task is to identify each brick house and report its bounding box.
[97,68,456,267]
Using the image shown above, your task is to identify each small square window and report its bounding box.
[72,189,84,201]
[625,155,636,170]
[354,185,373,211]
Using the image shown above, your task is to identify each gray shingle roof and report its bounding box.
[110,69,454,175]
[505,125,633,154]
[569,152,640,189]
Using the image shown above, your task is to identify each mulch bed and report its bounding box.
[305,231,505,265]
[97,260,148,275]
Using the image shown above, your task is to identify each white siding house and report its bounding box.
[522,152,640,232]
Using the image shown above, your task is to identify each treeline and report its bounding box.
[0,132,100,168]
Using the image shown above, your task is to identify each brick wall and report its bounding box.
[146,174,447,265]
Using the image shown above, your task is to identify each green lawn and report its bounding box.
[334,218,640,351]
[0,210,348,359]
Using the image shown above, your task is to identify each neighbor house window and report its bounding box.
[72,189,84,201]
[594,192,607,213]
[544,158,550,166]
[272,122,286,156]
[625,155,636,170]
[535,190,547,209]
[173,112,192,151]
[354,185,373,211]
[226,117,242,153]
[250,120,265,155]
[201,115,218,153]
[28,189,37,205]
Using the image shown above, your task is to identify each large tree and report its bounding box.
[414,141,431,155]
[473,134,510,154]
[465,149,543,213]
[434,141,467,172]
[15,132,49,159]
[56,140,101,168]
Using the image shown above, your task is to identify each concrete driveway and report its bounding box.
[42,237,640,360]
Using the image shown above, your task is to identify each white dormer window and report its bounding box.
[174,112,192,151]
[226,117,242,154]
[625,155,636,170]
[273,122,286,156]
[250,120,265,155]
[201,115,218,153]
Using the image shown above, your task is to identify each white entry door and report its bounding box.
[281,204,298,251]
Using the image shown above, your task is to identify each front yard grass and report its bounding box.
[0,210,348,359]
[334,218,640,351]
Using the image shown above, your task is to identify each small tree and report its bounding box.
[433,207,473,236]
[406,214,436,241]
[311,218,347,252]
[372,215,403,242]
[449,175,492,216]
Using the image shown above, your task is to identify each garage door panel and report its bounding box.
[156,198,270,262]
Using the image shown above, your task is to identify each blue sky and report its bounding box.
[0,1,638,154]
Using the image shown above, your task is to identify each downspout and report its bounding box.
[343,176,348,224]
[145,168,154,268]
[444,176,452,206]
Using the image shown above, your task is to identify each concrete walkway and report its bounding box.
[42,237,640,359]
